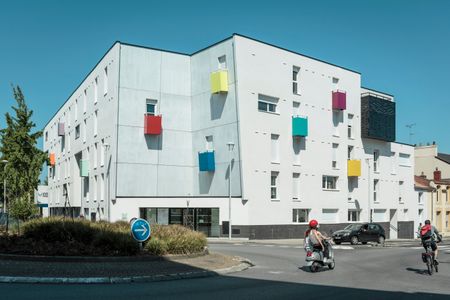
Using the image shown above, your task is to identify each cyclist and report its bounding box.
[420,220,441,264]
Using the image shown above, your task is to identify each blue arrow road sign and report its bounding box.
[131,218,151,242]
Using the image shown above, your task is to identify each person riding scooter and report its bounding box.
[305,219,330,260]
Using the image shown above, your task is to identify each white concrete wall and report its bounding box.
[415,145,450,179]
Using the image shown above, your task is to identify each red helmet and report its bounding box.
[309,219,318,228]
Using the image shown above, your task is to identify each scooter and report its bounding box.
[305,240,335,272]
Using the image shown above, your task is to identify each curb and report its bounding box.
[0,258,253,284]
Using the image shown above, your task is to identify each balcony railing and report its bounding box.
[210,70,228,94]
[332,90,346,110]
[292,116,308,137]
[347,160,361,177]
[198,151,215,172]
[144,114,162,135]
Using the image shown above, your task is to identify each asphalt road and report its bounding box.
[1,242,449,300]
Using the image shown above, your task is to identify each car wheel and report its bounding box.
[350,236,359,245]
[378,236,385,246]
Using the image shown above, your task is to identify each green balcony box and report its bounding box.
[292,116,308,137]
[80,159,89,177]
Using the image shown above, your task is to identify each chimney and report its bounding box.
[434,168,441,182]
[420,172,427,179]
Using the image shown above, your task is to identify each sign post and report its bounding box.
[130,218,151,250]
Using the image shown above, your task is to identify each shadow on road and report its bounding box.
[406,267,430,275]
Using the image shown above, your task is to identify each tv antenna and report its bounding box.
[405,123,416,144]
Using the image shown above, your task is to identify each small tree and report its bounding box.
[9,195,38,222]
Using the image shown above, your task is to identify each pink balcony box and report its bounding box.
[332,90,346,110]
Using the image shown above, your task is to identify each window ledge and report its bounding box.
[293,163,301,167]
[270,199,280,202]
[322,188,340,192]
[258,110,280,115]
[399,164,411,168]
[271,161,280,165]
[332,134,340,138]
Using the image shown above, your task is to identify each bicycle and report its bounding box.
[421,240,438,275]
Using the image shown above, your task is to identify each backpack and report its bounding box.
[420,225,432,240]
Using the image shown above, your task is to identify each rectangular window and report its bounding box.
[83,119,87,143]
[373,150,379,172]
[333,111,340,136]
[292,173,300,201]
[348,210,360,222]
[418,192,423,204]
[75,125,80,139]
[271,134,280,163]
[94,110,98,136]
[94,143,98,169]
[258,94,278,113]
[205,135,214,151]
[94,77,98,104]
[271,172,279,200]
[399,153,411,167]
[218,55,227,69]
[83,89,87,113]
[391,152,396,174]
[146,99,157,115]
[292,209,309,223]
[332,143,339,169]
[100,173,105,201]
[100,139,105,166]
[94,175,98,201]
[292,101,300,116]
[293,137,301,165]
[104,66,108,95]
[292,66,300,95]
[45,131,48,142]
[322,176,338,190]
[374,179,379,202]
[348,114,354,138]
[348,146,354,160]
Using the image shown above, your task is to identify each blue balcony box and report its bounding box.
[292,116,308,137]
[198,151,215,172]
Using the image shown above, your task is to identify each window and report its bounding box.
[348,146,354,160]
[94,77,98,104]
[100,139,105,166]
[373,150,379,172]
[293,209,309,223]
[218,55,227,69]
[374,179,379,202]
[391,152,396,174]
[75,125,80,139]
[83,119,87,143]
[419,209,424,220]
[399,181,404,203]
[332,111,340,136]
[348,210,360,222]
[146,99,157,115]
[258,94,278,113]
[332,143,339,169]
[292,66,300,95]
[418,192,423,204]
[293,173,300,201]
[322,176,338,190]
[322,209,338,223]
[332,77,339,86]
[94,175,98,201]
[205,135,214,151]
[100,173,105,201]
[271,134,280,163]
[293,137,301,165]
[75,99,78,121]
[399,153,411,167]
[271,172,279,200]
[104,66,108,95]
[292,101,300,116]
[347,114,354,138]
[83,89,87,113]
[94,110,98,136]
[45,131,48,142]
[94,143,98,169]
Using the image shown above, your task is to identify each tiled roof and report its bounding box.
[414,175,432,190]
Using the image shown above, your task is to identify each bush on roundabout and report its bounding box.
[0,218,207,256]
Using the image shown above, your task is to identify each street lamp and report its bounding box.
[365,158,372,223]
[1,160,8,214]
[226,142,235,240]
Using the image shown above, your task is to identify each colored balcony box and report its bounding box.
[49,153,55,166]
[144,114,162,135]
[58,122,65,136]
[198,151,215,172]
[347,160,361,177]
[80,159,89,177]
[210,71,228,94]
[332,90,346,110]
[292,117,308,137]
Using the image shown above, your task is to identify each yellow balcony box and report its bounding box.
[348,160,361,177]
[210,70,228,94]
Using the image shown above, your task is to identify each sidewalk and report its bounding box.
[0,252,252,284]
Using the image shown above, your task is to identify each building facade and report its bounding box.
[43,34,416,239]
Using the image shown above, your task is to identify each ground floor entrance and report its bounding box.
[139,207,220,237]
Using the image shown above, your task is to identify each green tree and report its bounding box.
[0,86,47,221]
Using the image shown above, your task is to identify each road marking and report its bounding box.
[268,271,284,274]
[333,245,354,250]
[233,243,244,246]
[279,245,290,248]
[264,245,275,247]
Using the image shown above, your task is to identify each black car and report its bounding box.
[332,223,385,245]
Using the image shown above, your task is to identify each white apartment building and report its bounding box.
[43,34,416,239]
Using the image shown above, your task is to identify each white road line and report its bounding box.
[264,245,275,247]
[268,271,284,274]
[333,245,354,250]
[279,245,291,248]
[233,243,244,246]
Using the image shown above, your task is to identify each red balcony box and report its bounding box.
[144,114,162,135]
[332,90,346,110]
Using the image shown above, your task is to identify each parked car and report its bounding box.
[332,223,385,245]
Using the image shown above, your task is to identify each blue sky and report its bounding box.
[1,0,449,153]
